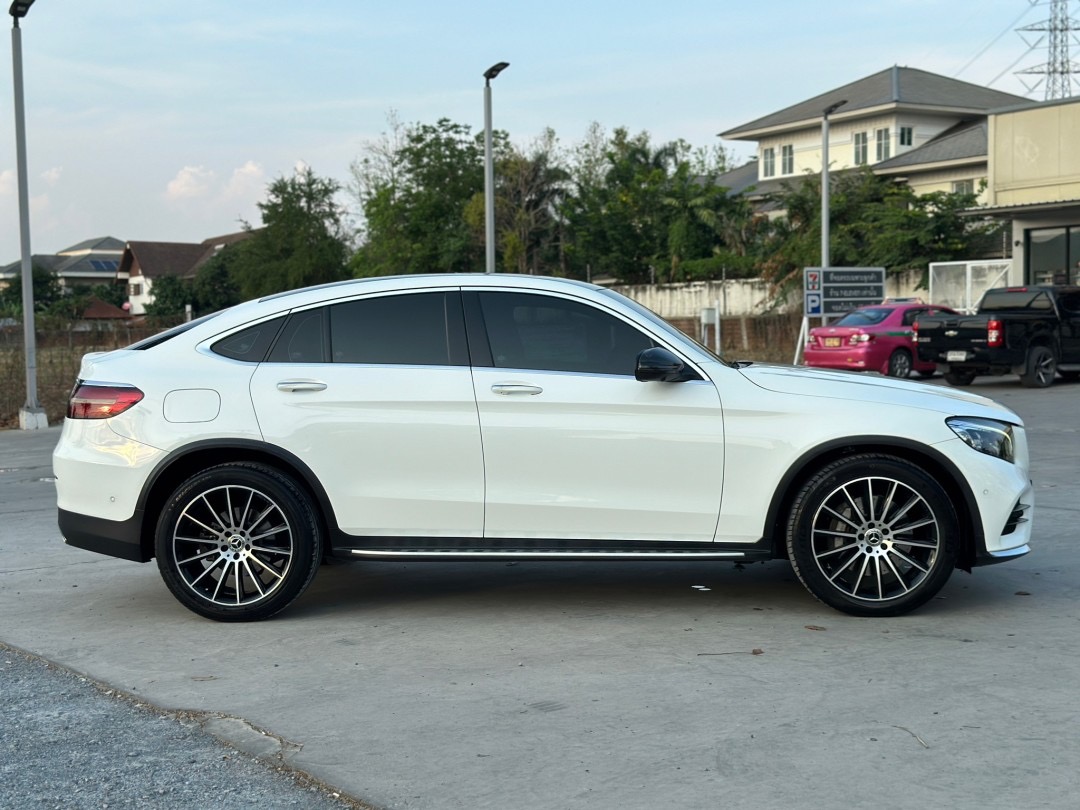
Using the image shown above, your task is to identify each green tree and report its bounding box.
[0,265,63,316]
[660,164,731,282]
[490,129,570,275]
[761,168,994,293]
[351,118,488,276]
[193,245,244,313]
[143,276,194,317]
[230,166,351,299]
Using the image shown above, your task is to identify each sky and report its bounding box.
[0,0,1068,262]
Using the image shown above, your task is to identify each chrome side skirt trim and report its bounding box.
[349,549,750,560]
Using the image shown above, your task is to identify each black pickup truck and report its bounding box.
[914,285,1080,387]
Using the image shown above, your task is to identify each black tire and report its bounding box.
[886,349,913,378]
[155,462,322,622]
[943,368,976,386]
[786,454,958,617]
[1019,345,1056,388]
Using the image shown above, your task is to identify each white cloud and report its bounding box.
[165,165,216,200]
[0,169,14,196]
[41,167,63,187]
[222,160,265,201]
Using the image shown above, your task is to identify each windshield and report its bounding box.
[598,288,727,364]
[834,307,891,326]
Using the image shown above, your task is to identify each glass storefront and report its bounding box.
[1027,225,1080,285]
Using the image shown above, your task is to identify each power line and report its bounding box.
[956,2,1040,76]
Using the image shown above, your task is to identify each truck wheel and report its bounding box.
[943,369,976,386]
[886,349,913,378]
[1020,346,1056,388]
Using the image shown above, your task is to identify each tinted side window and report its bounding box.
[901,309,924,326]
[1058,292,1080,315]
[211,316,285,362]
[330,291,463,366]
[478,292,654,375]
[268,308,327,363]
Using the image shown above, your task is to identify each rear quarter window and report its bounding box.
[211,317,286,362]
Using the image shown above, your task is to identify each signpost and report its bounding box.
[795,267,886,363]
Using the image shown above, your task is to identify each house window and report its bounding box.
[900,126,913,147]
[875,128,891,161]
[781,144,794,175]
[762,147,775,178]
[952,179,975,196]
[853,132,868,165]
[129,283,142,297]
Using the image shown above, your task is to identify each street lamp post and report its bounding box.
[10,0,46,430]
[820,99,847,270]
[483,61,508,274]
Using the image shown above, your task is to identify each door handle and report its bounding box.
[491,383,543,396]
[277,380,328,392]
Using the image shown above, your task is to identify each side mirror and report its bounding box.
[635,347,696,382]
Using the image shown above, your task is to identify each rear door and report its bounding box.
[465,289,725,543]
[249,289,484,538]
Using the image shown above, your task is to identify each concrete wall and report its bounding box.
[613,269,926,319]
[990,101,1080,206]
[906,165,989,202]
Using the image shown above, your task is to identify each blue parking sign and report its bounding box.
[805,292,822,315]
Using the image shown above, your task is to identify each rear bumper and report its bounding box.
[58,508,150,563]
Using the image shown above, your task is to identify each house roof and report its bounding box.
[721,66,1029,139]
[874,119,988,173]
[713,161,762,196]
[119,230,253,281]
[122,241,209,279]
[80,297,130,320]
[59,236,126,255]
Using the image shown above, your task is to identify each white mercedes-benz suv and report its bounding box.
[54,274,1033,621]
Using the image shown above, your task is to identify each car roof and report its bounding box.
[159,274,620,348]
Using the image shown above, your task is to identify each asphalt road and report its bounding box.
[1,375,1078,810]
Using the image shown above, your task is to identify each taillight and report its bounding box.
[987,319,1003,348]
[67,383,144,419]
[912,322,919,342]
[848,333,873,345]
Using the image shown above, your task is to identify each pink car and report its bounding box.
[804,302,958,378]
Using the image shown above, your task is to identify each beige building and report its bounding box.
[977,97,1080,285]
[718,66,1028,209]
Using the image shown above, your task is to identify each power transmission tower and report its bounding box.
[1015,0,1080,98]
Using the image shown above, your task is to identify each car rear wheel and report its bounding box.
[786,454,958,617]
[155,463,322,622]
[886,349,913,378]
[1019,346,1056,388]
[943,368,976,386]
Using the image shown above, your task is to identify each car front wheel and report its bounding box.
[155,462,322,622]
[786,454,958,617]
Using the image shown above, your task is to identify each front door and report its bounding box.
[467,290,725,543]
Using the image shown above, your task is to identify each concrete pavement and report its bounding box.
[2,377,1078,809]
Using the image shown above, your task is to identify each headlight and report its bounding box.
[946,417,1015,463]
